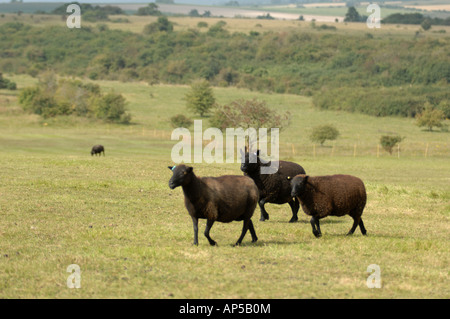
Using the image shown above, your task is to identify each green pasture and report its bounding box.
[0,75,448,298]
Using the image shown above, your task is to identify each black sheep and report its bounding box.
[168,164,259,246]
[240,149,306,222]
[289,174,367,237]
[91,145,105,156]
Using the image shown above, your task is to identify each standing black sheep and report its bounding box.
[91,144,105,156]
[168,164,259,246]
[289,174,367,237]
[240,149,306,222]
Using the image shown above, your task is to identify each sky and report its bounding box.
[0,1,228,4]
[0,1,288,5]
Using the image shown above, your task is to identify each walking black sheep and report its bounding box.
[168,164,259,246]
[240,149,306,222]
[289,174,367,237]
[91,145,105,156]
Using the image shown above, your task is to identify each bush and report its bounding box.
[0,73,17,90]
[309,124,340,146]
[380,135,404,154]
[170,114,193,128]
[92,92,131,124]
[18,75,131,123]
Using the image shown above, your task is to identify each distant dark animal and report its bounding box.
[168,164,259,246]
[91,145,105,156]
[289,174,367,237]
[240,149,306,222]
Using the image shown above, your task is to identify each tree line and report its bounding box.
[0,19,448,120]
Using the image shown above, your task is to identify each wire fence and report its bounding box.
[137,128,449,158]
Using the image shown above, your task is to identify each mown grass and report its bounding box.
[1,74,449,298]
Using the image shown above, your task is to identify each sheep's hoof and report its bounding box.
[313,231,322,238]
[289,217,298,223]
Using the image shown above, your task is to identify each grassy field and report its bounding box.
[0,74,448,298]
[2,12,450,39]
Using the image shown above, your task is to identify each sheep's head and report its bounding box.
[288,174,308,197]
[240,148,260,174]
[168,164,193,189]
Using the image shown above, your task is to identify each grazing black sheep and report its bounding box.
[289,174,367,237]
[168,164,259,246]
[91,145,105,156]
[240,149,306,222]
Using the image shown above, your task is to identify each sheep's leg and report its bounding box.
[288,198,299,223]
[248,220,258,243]
[259,198,269,221]
[191,216,199,246]
[315,217,322,237]
[204,219,217,246]
[359,218,367,235]
[310,216,322,238]
[235,219,250,246]
[347,215,361,235]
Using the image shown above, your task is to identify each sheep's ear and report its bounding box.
[168,166,173,170]
[186,166,193,173]
[256,149,260,156]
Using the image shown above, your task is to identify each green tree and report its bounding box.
[380,135,404,154]
[209,99,291,131]
[143,16,173,33]
[344,6,361,22]
[309,124,340,146]
[416,102,445,131]
[421,18,432,31]
[136,3,161,16]
[185,80,216,117]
